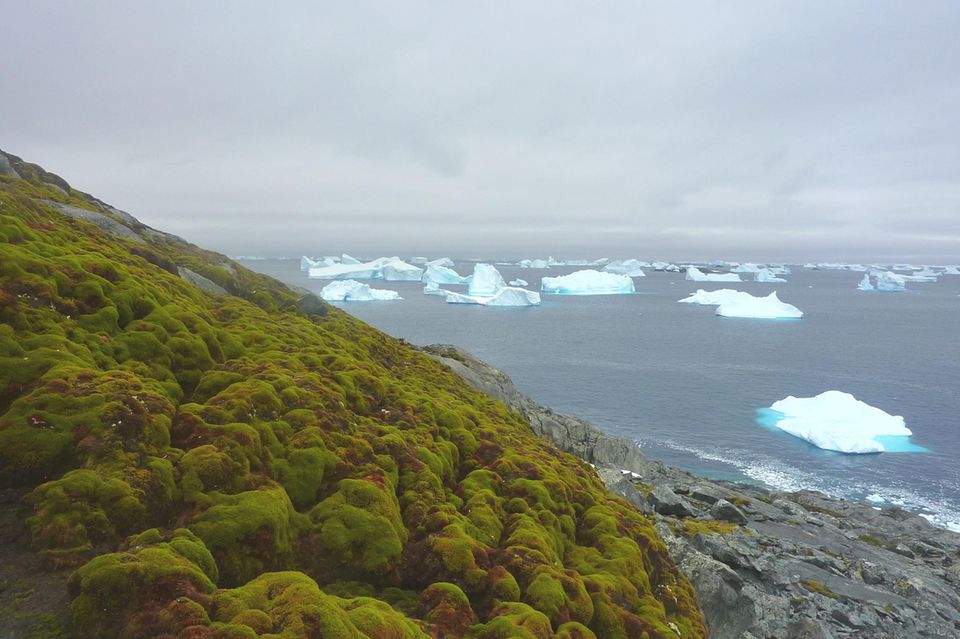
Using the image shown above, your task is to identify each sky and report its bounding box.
[2,1,959,263]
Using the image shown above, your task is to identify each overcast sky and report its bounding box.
[2,1,959,262]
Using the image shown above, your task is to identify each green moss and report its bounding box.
[799,579,839,599]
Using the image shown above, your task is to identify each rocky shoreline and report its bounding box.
[425,345,960,638]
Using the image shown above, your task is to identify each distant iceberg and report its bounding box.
[857,274,874,291]
[768,391,913,454]
[715,291,803,319]
[320,280,401,301]
[651,261,681,272]
[685,267,742,283]
[518,259,550,269]
[943,266,960,275]
[427,257,456,269]
[468,263,508,296]
[423,281,447,296]
[678,289,753,306]
[732,262,763,273]
[423,263,470,284]
[444,287,540,307]
[754,268,786,283]
[509,278,528,286]
[858,271,907,292]
[309,256,423,281]
[603,259,647,277]
[541,269,635,295]
[340,253,362,265]
[409,256,429,265]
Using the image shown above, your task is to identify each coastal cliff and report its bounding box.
[0,150,705,638]
[425,345,960,638]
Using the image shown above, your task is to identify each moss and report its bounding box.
[799,579,840,600]
[0,164,707,638]
[857,534,884,548]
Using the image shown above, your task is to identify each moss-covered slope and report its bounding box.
[0,151,705,639]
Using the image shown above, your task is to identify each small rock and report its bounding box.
[648,485,697,517]
[710,499,748,525]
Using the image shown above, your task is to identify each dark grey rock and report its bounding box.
[177,267,228,297]
[649,485,697,517]
[0,151,19,178]
[43,200,145,244]
[710,499,748,525]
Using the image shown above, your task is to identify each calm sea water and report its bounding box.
[245,259,960,530]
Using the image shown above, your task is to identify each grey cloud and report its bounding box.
[1,1,958,262]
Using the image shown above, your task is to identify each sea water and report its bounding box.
[246,260,960,531]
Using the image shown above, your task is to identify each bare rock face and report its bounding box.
[0,150,20,178]
[44,200,146,244]
[428,344,960,639]
[177,267,228,297]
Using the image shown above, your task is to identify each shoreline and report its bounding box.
[424,344,960,638]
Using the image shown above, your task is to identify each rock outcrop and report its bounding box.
[427,345,960,639]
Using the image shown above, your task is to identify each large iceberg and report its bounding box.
[423,263,470,284]
[541,269,635,295]
[518,259,550,269]
[309,256,423,281]
[678,289,754,306]
[754,268,786,283]
[444,288,540,307]
[602,259,647,277]
[767,391,912,453]
[715,291,803,319]
[320,280,401,301]
[859,271,907,292]
[685,267,742,282]
[468,263,508,296]
[340,253,362,265]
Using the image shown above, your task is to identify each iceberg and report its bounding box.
[715,291,803,319]
[301,256,320,271]
[857,274,874,291]
[444,287,540,307]
[678,289,754,306]
[340,253,362,265]
[509,278,528,287]
[754,268,786,283]
[943,266,960,275]
[426,257,456,269]
[518,259,550,269]
[468,263,508,296]
[541,269,635,295]
[320,280,401,302]
[651,261,681,272]
[309,256,423,281]
[685,267,742,283]
[732,262,763,273]
[768,391,912,453]
[423,263,470,284]
[423,281,447,296]
[603,259,647,277]
[409,256,429,265]
[865,271,907,292]
[381,259,424,281]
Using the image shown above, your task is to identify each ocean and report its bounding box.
[245,259,960,531]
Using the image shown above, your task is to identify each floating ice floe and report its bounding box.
[651,261,681,272]
[440,264,541,306]
[859,271,907,292]
[309,257,424,281]
[943,266,960,275]
[685,267,742,283]
[519,259,550,269]
[602,259,647,277]
[541,269,635,295]
[678,289,754,306]
[423,263,471,284]
[754,268,787,283]
[509,278,528,287]
[767,391,913,453]
[320,280,401,301]
[423,281,447,296]
[817,263,868,271]
[715,291,803,319]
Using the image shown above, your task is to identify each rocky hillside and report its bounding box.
[426,346,960,638]
[0,150,706,639]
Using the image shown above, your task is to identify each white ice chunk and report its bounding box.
[754,268,787,283]
[541,269,635,295]
[715,291,803,319]
[309,262,383,280]
[381,259,424,281]
[509,278,528,286]
[519,259,550,269]
[426,257,456,269]
[873,271,907,291]
[340,253,361,264]
[769,391,911,453]
[603,259,647,277]
[468,263,508,296]
[651,261,681,272]
[732,262,763,273]
[423,263,470,284]
[443,287,540,306]
[320,280,401,301]
[857,274,874,291]
[943,266,960,275]
[409,256,429,265]
[423,281,447,296]
[685,267,742,282]
[678,289,754,305]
